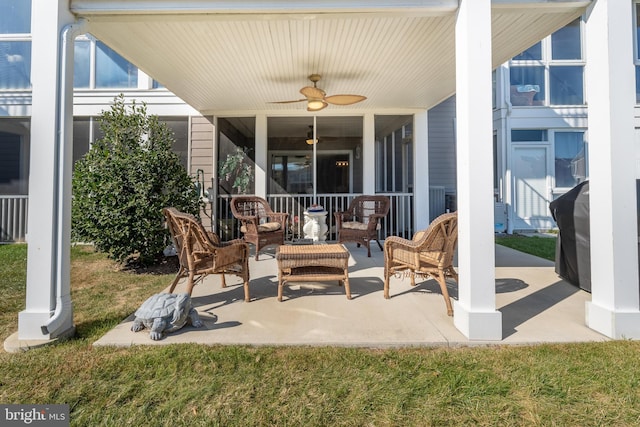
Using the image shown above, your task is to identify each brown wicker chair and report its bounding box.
[230,196,289,260]
[383,212,458,315]
[163,207,251,301]
[334,195,390,257]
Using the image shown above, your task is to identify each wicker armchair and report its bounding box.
[230,196,289,260]
[334,195,390,257]
[163,207,251,302]
[383,212,458,315]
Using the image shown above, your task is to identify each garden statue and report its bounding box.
[131,293,203,340]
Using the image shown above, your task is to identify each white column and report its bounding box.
[254,113,267,198]
[453,0,502,340]
[584,0,640,338]
[413,111,430,231]
[362,113,375,194]
[17,0,76,341]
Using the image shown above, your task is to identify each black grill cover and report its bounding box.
[549,181,591,292]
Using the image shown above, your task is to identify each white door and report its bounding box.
[511,146,552,230]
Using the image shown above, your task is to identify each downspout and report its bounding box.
[42,19,87,335]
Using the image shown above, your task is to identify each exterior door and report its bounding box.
[511,145,552,230]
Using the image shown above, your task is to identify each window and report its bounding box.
[219,117,256,195]
[73,40,91,88]
[549,66,583,105]
[267,116,362,195]
[0,0,31,90]
[0,0,31,34]
[551,19,581,60]
[509,18,584,107]
[96,42,138,88]
[509,66,545,106]
[73,36,140,89]
[554,131,587,188]
[0,41,31,89]
[375,115,413,193]
[72,117,189,168]
[0,118,30,194]
[511,129,547,142]
[513,42,542,61]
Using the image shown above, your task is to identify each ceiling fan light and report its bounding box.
[307,99,325,110]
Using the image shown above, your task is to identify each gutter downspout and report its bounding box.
[42,19,87,335]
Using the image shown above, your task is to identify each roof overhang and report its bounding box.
[70,0,592,114]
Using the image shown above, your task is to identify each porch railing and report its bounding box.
[0,195,28,243]
[213,192,416,242]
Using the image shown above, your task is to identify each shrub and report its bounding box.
[72,95,200,263]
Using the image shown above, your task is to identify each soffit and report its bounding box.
[71,1,591,114]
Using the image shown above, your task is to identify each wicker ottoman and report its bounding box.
[276,244,351,301]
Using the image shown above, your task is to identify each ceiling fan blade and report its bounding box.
[300,86,326,99]
[268,99,307,104]
[324,94,367,105]
[307,100,328,112]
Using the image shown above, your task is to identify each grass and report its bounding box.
[2,243,640,426]
[495,234,557,261]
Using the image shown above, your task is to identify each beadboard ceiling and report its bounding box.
[71,1,591,115]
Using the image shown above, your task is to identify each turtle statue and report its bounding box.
[131,293,203,340]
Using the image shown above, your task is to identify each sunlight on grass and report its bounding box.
[2,243,640,426]
[495,235,557,261]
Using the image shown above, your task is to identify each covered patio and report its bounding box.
[13,0,640,348]
[92,243,607,347]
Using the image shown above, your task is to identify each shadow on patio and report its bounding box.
[94,243,608,348]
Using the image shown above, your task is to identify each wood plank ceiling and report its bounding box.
[72,1,590,115]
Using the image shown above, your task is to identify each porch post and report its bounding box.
[14,1,76,343]
[584,0,640,338]
[362,113,375,195]
[453,0,502,340]
[413,111,430,231]
[254,113,267,198]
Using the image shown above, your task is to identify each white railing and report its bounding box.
[0,195,28,243]
[214,192,416,242]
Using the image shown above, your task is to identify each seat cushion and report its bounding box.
[241,221,282,233]
[342,221,381,231]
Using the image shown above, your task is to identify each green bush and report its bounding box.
[72,95,200,263]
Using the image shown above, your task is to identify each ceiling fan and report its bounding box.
[270,74,367,111]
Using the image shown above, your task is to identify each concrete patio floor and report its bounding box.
[93,243,609,348]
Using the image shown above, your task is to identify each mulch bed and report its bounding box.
[120,255,180,275]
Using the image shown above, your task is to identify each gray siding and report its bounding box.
[190,115,215,228]
[428,96,457,195]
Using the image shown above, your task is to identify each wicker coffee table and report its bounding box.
[276,244,351,301]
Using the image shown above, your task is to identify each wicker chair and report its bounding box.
[163,207,251,302]
[383,212,458,316]
[334,195,390,257]
[230,196,289,260]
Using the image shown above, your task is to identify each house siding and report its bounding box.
[189,115,215,229]
[428,96,457,197]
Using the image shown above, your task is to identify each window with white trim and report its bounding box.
[74,35,164,90]
[554,131,587,189]
[74,36,139,89]
[509,18,585,107]
[0,0,31,90]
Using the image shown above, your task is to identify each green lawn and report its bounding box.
[2,243,640,426]
[495,234,557,261]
